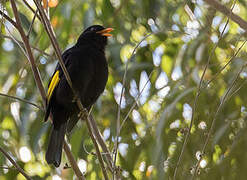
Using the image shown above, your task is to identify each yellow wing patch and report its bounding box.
[47,71,60,102]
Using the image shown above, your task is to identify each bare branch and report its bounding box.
[0,9,18,28]
[114,33,154,177]
[173,1,237,178]
[120,71,154,131]
[1,34,53,58]
[0,146,32,180]
[207,40,247,85]
[27,9,38,38]
[8,1,85,179]
[64,142,85,180]
[90,115,114,173]
[33,1,109,179]
[0,92,43,110]
[192,63,246,179]
[10,0,46,104]
[22,0,42,21]
[204,0,247,31]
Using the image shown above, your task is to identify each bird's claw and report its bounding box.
[72,94,79,103]
[78,108,88,120]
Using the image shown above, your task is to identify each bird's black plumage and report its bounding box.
[44,25,112,167]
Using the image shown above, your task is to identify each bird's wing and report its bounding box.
[44,70,60,121]
[44,48,74,122]
[47,71,60,103]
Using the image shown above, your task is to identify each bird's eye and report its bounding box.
[90,27,95,31]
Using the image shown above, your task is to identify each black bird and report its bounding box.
[44,25,113,167]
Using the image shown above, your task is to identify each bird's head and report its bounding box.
[76,25,113,49]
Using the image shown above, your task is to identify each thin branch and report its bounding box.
[114,32,154,177]
[0,166,16,170]
[90,115,114,173]
[226,79,247,101]
[120,71,154,131]
[207,40,247,85]
[22,0,42,21]
[192,64,246,179]
[10,0,46,104]
[33,1,109,179]
[190,3,239,178]
[8,1,85,179]
[0,146,32,180]
[84,116,109,179]
[173,1,236,178]
[0,9,18,28]
[2,27,29,59]
[27,9,38,38]
[0,92,43,110]
[0,34,53,58]
[64,142,85,180]
[204,0,247,31]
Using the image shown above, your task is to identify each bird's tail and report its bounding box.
[45,123,66,167]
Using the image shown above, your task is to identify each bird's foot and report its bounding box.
[72,94,79,103]
[78,108,88,120]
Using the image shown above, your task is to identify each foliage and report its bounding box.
[1,0,247,179]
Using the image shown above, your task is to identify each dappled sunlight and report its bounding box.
[1,0,247,179]
[77,159,87,174]
[19,146,31,163]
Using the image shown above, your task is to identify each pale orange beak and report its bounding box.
[96,28,114,37]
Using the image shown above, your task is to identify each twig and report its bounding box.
[2,27,29,59]
[27,9,38,38]
[64,142,85,180]
[190,2,239,178]
[173,1,236,178]
[85,116,109,179]
[226,79,247,101]
[33,1,109,179]
[22,0,42,21]
[207,40,247,85]
[9,1,85,179]
[113,32,154,178]
[0,9,18,28]
[90,115,114,173]
[0,92,43,110]
[204,0,247,31]
[120,71,154,131]
[0,146,32,180]
[192,64,246,179]
[0,166,16,170]
[10,0,46,104]
[1,34,53,58]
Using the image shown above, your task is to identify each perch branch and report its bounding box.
[64,142,85,180]
[34,1,109,179]
[9,1,85,179]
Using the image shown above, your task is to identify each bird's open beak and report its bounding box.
[96,28,114,37]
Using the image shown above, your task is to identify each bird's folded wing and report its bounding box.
[47,70,60,102]
[44,70,60,121]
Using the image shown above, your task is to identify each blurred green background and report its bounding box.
[1,0,247,179]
